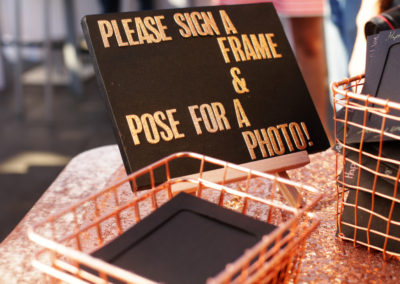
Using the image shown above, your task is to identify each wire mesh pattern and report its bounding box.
[332,75,400,258]
[29,152,321,283]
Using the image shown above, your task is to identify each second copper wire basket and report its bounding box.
[333,75,400,258]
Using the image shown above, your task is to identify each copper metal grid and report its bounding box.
[28,152,321,283]
[332,75,400,258]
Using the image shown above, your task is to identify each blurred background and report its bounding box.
[0,0,363,241]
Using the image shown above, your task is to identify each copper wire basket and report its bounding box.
[28,152,321,283]
[332,75,400,258]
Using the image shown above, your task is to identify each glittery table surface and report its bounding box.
[0,145,399,283]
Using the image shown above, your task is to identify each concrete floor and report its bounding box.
[0,65,116,242]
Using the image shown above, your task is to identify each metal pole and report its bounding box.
[0,0,6,92]
[14,0,23,117]
[44,0,53,122]
[63,0,83,98]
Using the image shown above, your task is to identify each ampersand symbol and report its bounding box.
[230,67,250,94]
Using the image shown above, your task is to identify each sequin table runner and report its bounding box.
[0,145,399,283]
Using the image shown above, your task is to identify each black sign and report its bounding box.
[82,3,329,178]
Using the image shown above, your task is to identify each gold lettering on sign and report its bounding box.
[228,36,246,62]
[241,122,314,160]
[217,37,231,63]
[211,102,231,131]
[266,33,282,58]
[217,33,282,63]
[191,12,207,36]
[173,11,220,38]
[230,67,250,94]
[188,105,203,135]
[121,19,139,45]
[200,104,219,133]
[254,129,275,157]
[126,115,142,145]
[144,17,162,43]
[154,111,174,141]
[242,131,257,160]
[202,12,220,35]
[219,10,237,35]
[184,13,198,37]
[242,34,258,60]
[135,17,152,44]
[174,13,191,37]
[141,113,160,144]
[268,126,285,155]
[111,20,129,46]
[98,20,113,48]
[154,16,172,41]
[250,34,272,59]
[166,109,185,139]
[125,109,185,145]
[97,15,172,48]
[277,123,294,152]
[233,99,250,128]
[289,122,307,150]
[188,102,231,135]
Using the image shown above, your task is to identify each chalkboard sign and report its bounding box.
[82,3,329,179]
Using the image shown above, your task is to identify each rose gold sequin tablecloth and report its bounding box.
[0,145,399,283]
